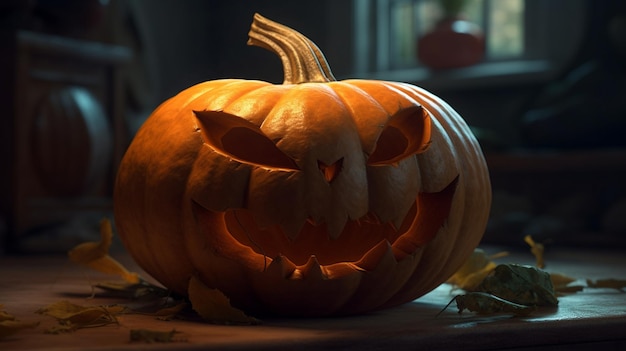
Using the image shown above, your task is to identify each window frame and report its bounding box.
[351,0,589,91]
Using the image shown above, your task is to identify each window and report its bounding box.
[353,0,588,89]
[387,0,524,68]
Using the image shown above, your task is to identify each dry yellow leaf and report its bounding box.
[36,301,125,330]
[187,276,259,325]
[524,235,545,269]
[68,218,140,284]
[447,248,508,291]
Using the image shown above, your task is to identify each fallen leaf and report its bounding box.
[129,300,188,321]
[476,264,558,306]
[152,302,188,321]
[187,276,259,325]
[586,278,626,291]
[94,281,169,300]
[524,235,545,269]
[548,272,584,294]
[554,285,585,293]
[440,292,535,316]
[68,218,140,284]
[36,301,125,332]
[447,248,508,291]
[549,272,576,287]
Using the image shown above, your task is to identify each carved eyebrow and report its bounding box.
[368,105,431,165]
[194,110,299,170]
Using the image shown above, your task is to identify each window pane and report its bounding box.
[385,0,525,69]
[488,0,524,58]
[390,0,418,67]
[416,0,442,35]
[458,0,485,27]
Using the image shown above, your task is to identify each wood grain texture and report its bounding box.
[0,248,625,350]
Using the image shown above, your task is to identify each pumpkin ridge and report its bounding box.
[192,80,271,113]
[221,84,293,125]
[326,82,390,155]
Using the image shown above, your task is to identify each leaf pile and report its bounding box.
[64,217,262,330]
[444,235,626,316]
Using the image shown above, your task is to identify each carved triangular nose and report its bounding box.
[318,158,343,183]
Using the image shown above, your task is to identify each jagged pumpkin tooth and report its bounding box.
[265,254,296,278]
[326,214,349,240]
[356,240,396,271]
[297,255,326,280]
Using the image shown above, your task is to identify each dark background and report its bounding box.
[1,0,625,254]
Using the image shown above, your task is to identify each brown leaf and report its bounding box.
[549,272,584,294]
[549,272,576,287]
[152,302,188,321]
[586,278,626,291]
[36,301,125,330]
[187,276,259,325]
[68,218,140,284]
[68,219,113,263]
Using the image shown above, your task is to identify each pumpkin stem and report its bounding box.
[247,13,336,85]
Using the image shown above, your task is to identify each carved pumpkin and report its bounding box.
[114,14,491,316]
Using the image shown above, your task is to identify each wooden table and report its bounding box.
[1,247,625,350]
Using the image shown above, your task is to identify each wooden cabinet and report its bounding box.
[0,30,131,252]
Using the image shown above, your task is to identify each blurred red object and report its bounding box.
[417,18,485,69]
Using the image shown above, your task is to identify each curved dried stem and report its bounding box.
[247,13,336,84]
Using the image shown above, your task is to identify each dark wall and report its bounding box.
[2,0,624,251]
[134,0,352,105]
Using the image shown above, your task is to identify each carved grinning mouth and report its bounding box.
[192,176,458,280]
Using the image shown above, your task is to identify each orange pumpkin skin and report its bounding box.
[113,15,491,316]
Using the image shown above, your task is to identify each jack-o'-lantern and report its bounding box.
[113,13,491,316]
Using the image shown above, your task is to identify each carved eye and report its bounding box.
[368,105,431,166]
[194,110,299,170]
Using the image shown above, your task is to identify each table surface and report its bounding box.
[1,247,625,351]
